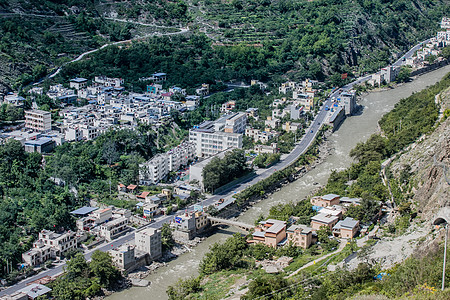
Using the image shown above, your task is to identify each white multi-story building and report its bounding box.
[135,227,162,260]
[22,230,78,266]
[139,142,196,185]
[139,154,168,185]
[189,113,245,157]
[65,127,83,142]
[25,110,52,132]
[99,217,129,241]
[224,112,247,133]
[167,142,196,171]
[189,123,242,157]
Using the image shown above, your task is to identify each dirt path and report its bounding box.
[287,239,347,278]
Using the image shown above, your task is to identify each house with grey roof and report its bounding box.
[333,217,360,239]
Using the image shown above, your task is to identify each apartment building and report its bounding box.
[139,154,168,185]
[251,219,287,248]
[189,120,242,157]
[22,230,78,266]
[135,227,162,260]
[167,142,196,171]
[287,224,313,249]
[99,217,129,241]
[25,110,52,132]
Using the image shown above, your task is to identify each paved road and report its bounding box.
[0,37,432,297]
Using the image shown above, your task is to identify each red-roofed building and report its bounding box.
[127,184,138,193]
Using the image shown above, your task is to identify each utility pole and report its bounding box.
[443,223,448,291]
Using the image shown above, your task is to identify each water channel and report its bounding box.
[108,65,450,300]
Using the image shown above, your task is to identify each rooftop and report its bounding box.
[19,284,51,299]
[321,193,340,201]
[334,217,359,230]
[70,77,88,83]
[70,206,98,215]
[287,224,312,234]
[311,213,339,224]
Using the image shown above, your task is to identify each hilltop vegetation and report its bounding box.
[0,0,449,91]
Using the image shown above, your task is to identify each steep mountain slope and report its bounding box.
[389,86,450,219]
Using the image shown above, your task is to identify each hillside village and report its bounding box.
[0,13,449,300]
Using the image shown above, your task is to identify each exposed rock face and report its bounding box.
[390,87,450,221]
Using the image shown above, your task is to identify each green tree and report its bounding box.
[161,223,175,251]
[89,250,120,288]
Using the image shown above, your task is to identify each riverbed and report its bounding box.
[107,65,450,300]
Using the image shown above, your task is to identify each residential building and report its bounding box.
[339,197,361,207]
[22,230,77,266]
[221,100,236,113]
[310,194,341,207]
[282,122,302,133]
[25,110,52,132]
[69,77,88,90]
[149,73,167,83]
[245,128,278,143]
[287,224,313,249]
[109,244,135,270]
[264,116,280,129]
[4,93,25,107]
[65,127,83,142]
[166,141,196,171]
[143,203,160,218]
[90,208,113,224]
[254,143,279,154]
[333,217,360,238]
[196,83,210,96]
[245,107,259,118]
[290,103,304,120]
[189,149,230,189]
[251,219,287,248]
[338,91,357,115]
[139,154,169,185]
[310,213,339,230]
[224,112,247,134]
[317,206,343,219]
[189,120,242,157]
[135,227,162,260]
[250,80,267,91]
[99,217,129,241]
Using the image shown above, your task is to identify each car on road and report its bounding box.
[310,130,313,133]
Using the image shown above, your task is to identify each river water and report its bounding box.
[108,65,450,300]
